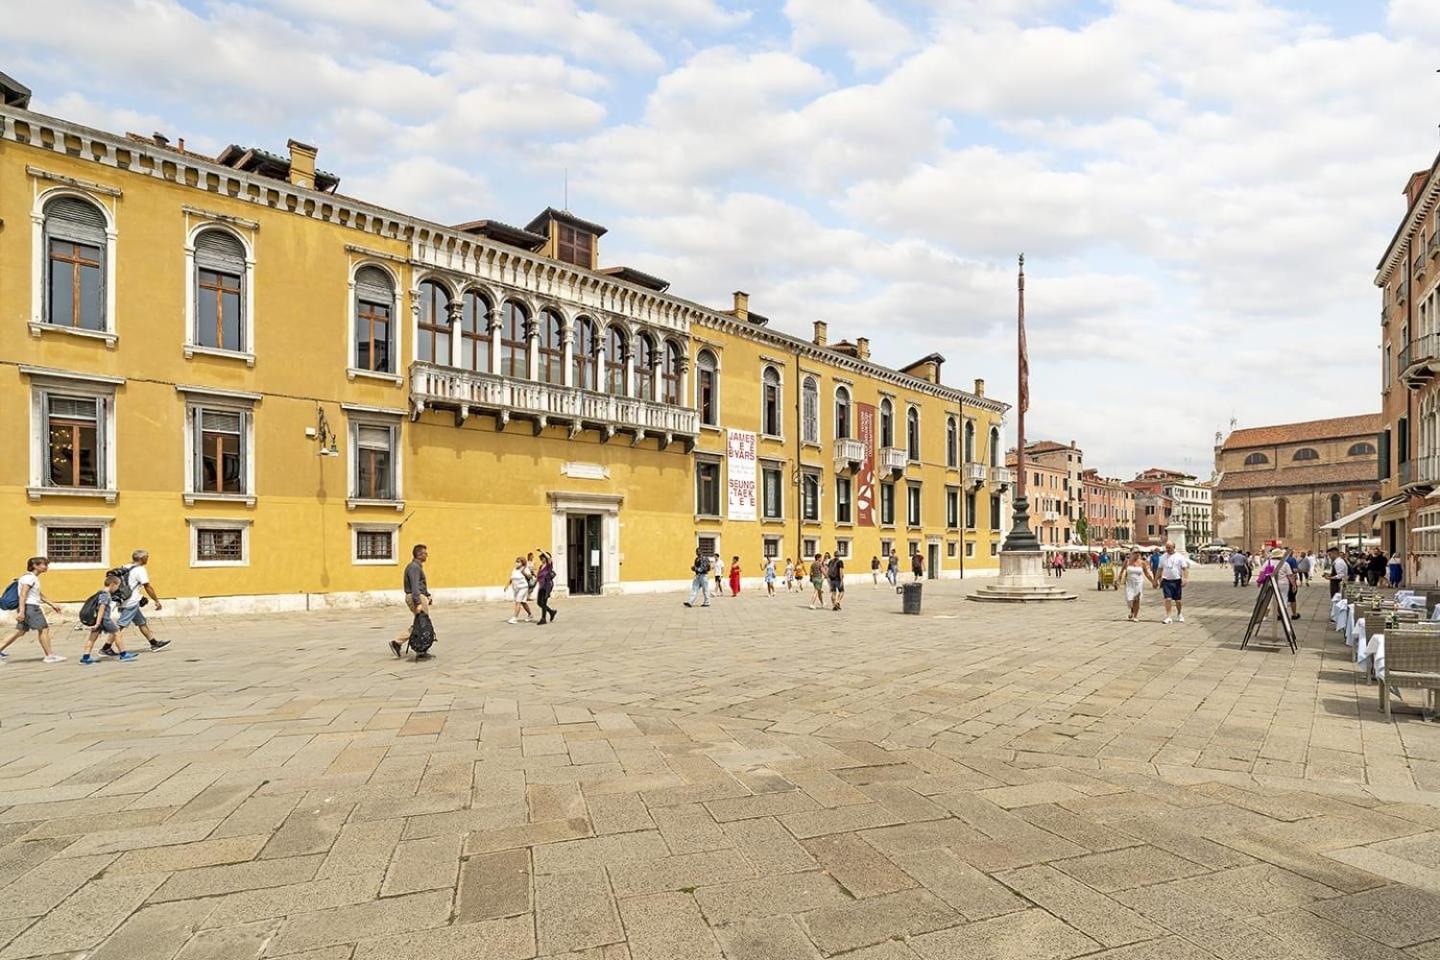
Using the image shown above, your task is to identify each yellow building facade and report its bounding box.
[0,93,1010,612]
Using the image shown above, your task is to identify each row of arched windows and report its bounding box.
[404,278,683,401]
[1243,441,1377,466]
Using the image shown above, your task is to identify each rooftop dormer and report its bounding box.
[526,207,607,270]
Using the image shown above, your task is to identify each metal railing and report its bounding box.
[409,361,700,436]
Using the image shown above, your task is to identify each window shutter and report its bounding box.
[355,266,394,303]
[94,397,107,488]
[1378,429,1391,481]
[194,229,245,271]
[357,424,390,449]
[193,407,205,492]
[201,410,243,433]
[44,197,106,242]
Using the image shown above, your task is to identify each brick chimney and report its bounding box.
[287,139,318,189]
[732,291,749,321]
[973,378,985,397]
[813,320,827,346]
[856,337,870,360]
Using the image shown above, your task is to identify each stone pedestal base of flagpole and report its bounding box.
[969,550,1077,602]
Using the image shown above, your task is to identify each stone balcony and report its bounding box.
[991,466,1015,488]
[964,462,987,487]
[879,447,908,474]
[834,438,866,474]
[409,362,699,447]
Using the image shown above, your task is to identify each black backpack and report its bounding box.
[409,612,436,655]
[79,592,104,627]
[107,566,134,604]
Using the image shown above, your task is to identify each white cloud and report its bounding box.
[785,0,917,70]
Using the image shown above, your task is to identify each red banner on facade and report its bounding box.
[857,403,876,527]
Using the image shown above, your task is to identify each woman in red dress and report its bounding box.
[728,556,742,596]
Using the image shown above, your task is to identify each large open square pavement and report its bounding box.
[3,568,1440,960]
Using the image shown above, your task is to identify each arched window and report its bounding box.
[801,377,819,444]
[537,310,565,384]
[194,228,246,352]
[1276,497,1288,539]
[762,366,781,436]
[458,290,491,373]
[1330,494,1342,521]
[965,420,976,464]
[662,341,682,404]
[1244,452,1269,466]
[835,385,852,439]
[989,427,1001,467]
[605,325,628,395]
[636,334,656,400]
[574,316,598,390]
[416,280,451,366]
[353,265,394,373]
[946,418,958,468]
[1292,448,1319,462]
[500,301,528,378]
[1348,441,1376,456]
[43,195,107,331]
[696,349,718,425]
[879,398,894,448]
[907,407,920,461]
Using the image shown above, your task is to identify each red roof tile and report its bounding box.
[1222,414,1381,450]
[1215,460,1379,493]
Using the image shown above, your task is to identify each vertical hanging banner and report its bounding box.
[857,403,876,527]
[727,429,757,521]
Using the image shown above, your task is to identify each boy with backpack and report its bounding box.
[0,557,66,664]
[79,573,137,665]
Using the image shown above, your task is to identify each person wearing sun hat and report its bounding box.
[1266,546,1299,621]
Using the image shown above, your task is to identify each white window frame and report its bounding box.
[351,522,400,566]
[965,541,975,558]
[835,538,851,559]
[187,517,251,568]
[24,367,122,504]
[879,479,896,527]
[835,475,853,525]
[696,349,720,429]
[33,515,113,570]
[29,185,119,345]
[834,385,852,441]
[762,536,781,560]
[907,482,922,527]
[760,459,786,521]
[802,537,818,558]
[183,220,257,365]
[907,407,921,462]
[801,469,822,523]
[347,260,404,384]
[695,455,724,518]
[178,386,259,506]
[344,405,406,511]
[946,487,960,530]
[801,376,819,446]
[761,365,784,439]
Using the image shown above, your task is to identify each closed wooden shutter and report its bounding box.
[194,229,245,271]
[43,197,106,242]
[354,266,394,304]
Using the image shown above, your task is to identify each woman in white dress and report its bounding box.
[1123,551,1150,622]
[507,556,534,624]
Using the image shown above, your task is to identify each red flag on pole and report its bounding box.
[1018,254,1029,415]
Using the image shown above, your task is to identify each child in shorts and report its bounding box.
[79,574,137,665]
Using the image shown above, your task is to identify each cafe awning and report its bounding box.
[1320,495,1405,531]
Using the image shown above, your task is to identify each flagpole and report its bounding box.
[1003,252,1039,553]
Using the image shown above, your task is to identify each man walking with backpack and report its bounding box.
[395,544,434,660]
[103,550,168,656]
[684,547,711,607]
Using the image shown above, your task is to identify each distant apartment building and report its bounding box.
[1006,450,1071,545]
[1023,440,1084,542]
[1127,468,1213,548]
[1081,469,1135,543]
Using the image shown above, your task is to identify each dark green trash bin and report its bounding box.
[901,581,923,614]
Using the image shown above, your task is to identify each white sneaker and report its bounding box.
[43,654,66,663]
[506,618,518,625]
[1163,617,1173,625]
[1178,614,1185,623]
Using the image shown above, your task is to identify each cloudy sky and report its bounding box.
[4,0,1433,478]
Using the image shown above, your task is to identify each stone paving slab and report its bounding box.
[0,571,1438,958]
